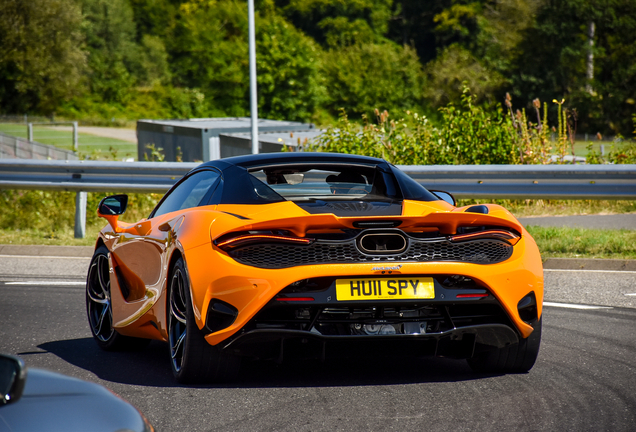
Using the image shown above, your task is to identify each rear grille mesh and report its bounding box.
[229,237,513,269]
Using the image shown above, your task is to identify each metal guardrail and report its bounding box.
[0,159,196,193]
[1,159,636,238]
[396,164,636,200]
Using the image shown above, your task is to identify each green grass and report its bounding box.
[458,199,636,218]
[0,123,137,160]
[527,226,636,259]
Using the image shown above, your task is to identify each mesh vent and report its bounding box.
[229,237,513,269]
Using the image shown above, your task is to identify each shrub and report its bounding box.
[306,86,518,165]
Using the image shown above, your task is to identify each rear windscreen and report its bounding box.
[249,165,401,202]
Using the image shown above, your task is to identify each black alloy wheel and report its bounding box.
[168,257,240,383]
[86,245,150,351]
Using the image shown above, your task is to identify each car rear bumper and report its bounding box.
[221,323,519,360]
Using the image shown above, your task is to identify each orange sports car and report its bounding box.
[86,153,543,383]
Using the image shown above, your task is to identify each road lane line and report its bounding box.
[625,293,636,296]
[544,269,636,274]
[544,301,613,310]
[4,281,85,286]
[0,255,90,260]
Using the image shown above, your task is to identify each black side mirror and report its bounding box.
[98,195,128,216]
[430,190,456,206]
[0,354,26,406]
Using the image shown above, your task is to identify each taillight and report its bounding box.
[276,297,315,302]
[456,293,489,299]
[215,232,314,251]
[449,229,520,245]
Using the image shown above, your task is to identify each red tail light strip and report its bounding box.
[456,293,489,298]
[449,229,520,245]
[216,234,313,249]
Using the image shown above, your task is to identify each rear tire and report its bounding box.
[86,245,151,351]
[168,257,241,383]
[467,318,542,373]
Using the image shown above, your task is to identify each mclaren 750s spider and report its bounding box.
[86,152,543,383]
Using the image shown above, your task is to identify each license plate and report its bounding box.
[335,278,435,301]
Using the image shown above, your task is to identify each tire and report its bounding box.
[168,257,241,384]
[467,318,542,374]
[86,245,151,351]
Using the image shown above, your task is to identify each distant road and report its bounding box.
[519,213,636,230]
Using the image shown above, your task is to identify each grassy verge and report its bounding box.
[458,199,636,218]
[526,226,636,259]
[0,123,137,160]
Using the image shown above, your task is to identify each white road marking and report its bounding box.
[0,255,90,260]
[544,269,636,274]
[625,293,636,296]
[544,301,613,310]
[4,281,85,286]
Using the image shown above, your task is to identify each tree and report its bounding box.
[320,42,425,119]
[0,0,86,114]
[172,0,321,120]
[421,0,540,107]
[510,0,636,135]
[276,0,393,47]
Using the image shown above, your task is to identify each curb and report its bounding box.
[542,258,636,271]
[0,244,94,257]
[1,244,635,271]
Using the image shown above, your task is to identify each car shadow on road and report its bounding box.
[38,337,495,388]
[38,338,177,387]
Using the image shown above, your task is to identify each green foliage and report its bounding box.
[59,84,207,124]
[172,0,321,121]
[1,0,634,137]
[279,0,393,47]
[0,0,86,114]
[80,0,139,104]
[143,144,166,162]
[320,42,425,120]
[255,14,323,121]
[586,115,636,164]
[510,0,636,136]
[0,190,160,232]
[307,87,518,165]
[423,44,505,107]
[435,88,518,164]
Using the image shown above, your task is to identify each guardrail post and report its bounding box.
[72,121,78,153]
[27,123,33,142]
[74,191,87,239]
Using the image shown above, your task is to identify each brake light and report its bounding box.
[276,297,315,302]
[449,229,520,245]
[456,293,489,298]
[215,233,314,251]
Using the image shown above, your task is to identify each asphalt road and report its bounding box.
[1,255,636,431]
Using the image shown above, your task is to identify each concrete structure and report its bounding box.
[137,118,316,162]
[219,129,324,154]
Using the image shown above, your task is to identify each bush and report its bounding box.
[0,190,160,232]
[306,86,518,165]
